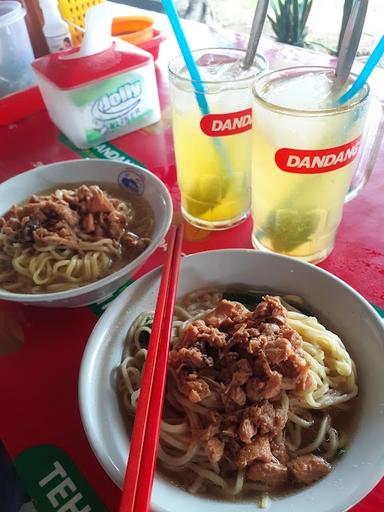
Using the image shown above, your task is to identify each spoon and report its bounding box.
[243,0,269,70]
[333,0,368,93]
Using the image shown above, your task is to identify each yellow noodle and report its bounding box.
[323,428,339,461]
[294,415,330,455]
[158,443,199,467]
[188,475,203,494]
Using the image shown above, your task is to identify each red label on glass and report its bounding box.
[275,136,362,174]
[200,108,252,136]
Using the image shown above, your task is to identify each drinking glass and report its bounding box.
[251,66,382,263]
[169,48,266,230]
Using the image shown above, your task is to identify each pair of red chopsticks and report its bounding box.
[119,223,184,512]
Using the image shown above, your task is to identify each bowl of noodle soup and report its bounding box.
[79,250,384,512]
[0,159,172,307]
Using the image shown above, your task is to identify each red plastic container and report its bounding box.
[0,29,166,126]
[0,86,45,125]
[139,29,166,61]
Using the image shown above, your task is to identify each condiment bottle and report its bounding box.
[39,0,71,52]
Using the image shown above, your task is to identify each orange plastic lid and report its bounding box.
[112,16,154,46]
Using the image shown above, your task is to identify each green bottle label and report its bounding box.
[89,278,134,317]
[58,134,146,169]
[15,445,107,512]
[371,303,384,319]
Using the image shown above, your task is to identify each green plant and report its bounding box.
[268,0,313,47]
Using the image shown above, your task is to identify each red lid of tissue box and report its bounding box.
[32,43,152,90]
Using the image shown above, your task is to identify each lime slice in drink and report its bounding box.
[198,190,244,221]
[183,175,230,218]
[262,208,328,252]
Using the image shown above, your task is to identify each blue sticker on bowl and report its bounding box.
[118,169,145,195]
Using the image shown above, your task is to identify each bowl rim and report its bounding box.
[79,248,384,512]
[0,159,173,302]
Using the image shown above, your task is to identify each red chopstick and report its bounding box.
[119,223,184,512]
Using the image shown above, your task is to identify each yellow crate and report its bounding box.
[58,0,105,46]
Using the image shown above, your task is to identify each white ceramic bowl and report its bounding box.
[0,159,172,307]
[79,250,384,512]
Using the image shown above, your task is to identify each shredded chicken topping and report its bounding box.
[168,296,331,486]
[0,185,150,258]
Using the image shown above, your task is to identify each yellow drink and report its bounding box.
[172,109,251,225]
[251,68,370,263]
[169,48,266,230]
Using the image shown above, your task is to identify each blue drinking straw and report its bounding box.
[338,35,384,105]
[162,0,233,182]
[161,0,209,115]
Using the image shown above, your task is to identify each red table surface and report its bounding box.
[0,14,383,512]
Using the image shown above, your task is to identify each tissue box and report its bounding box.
[32,41,160,149]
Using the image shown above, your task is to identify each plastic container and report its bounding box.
[32,4,161,149]
[139,28,166,62]
[112,16,154,45]
[0,86,45,125]
[0,1,36,98]
[112,17,166,62]
[39,0,72,53]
